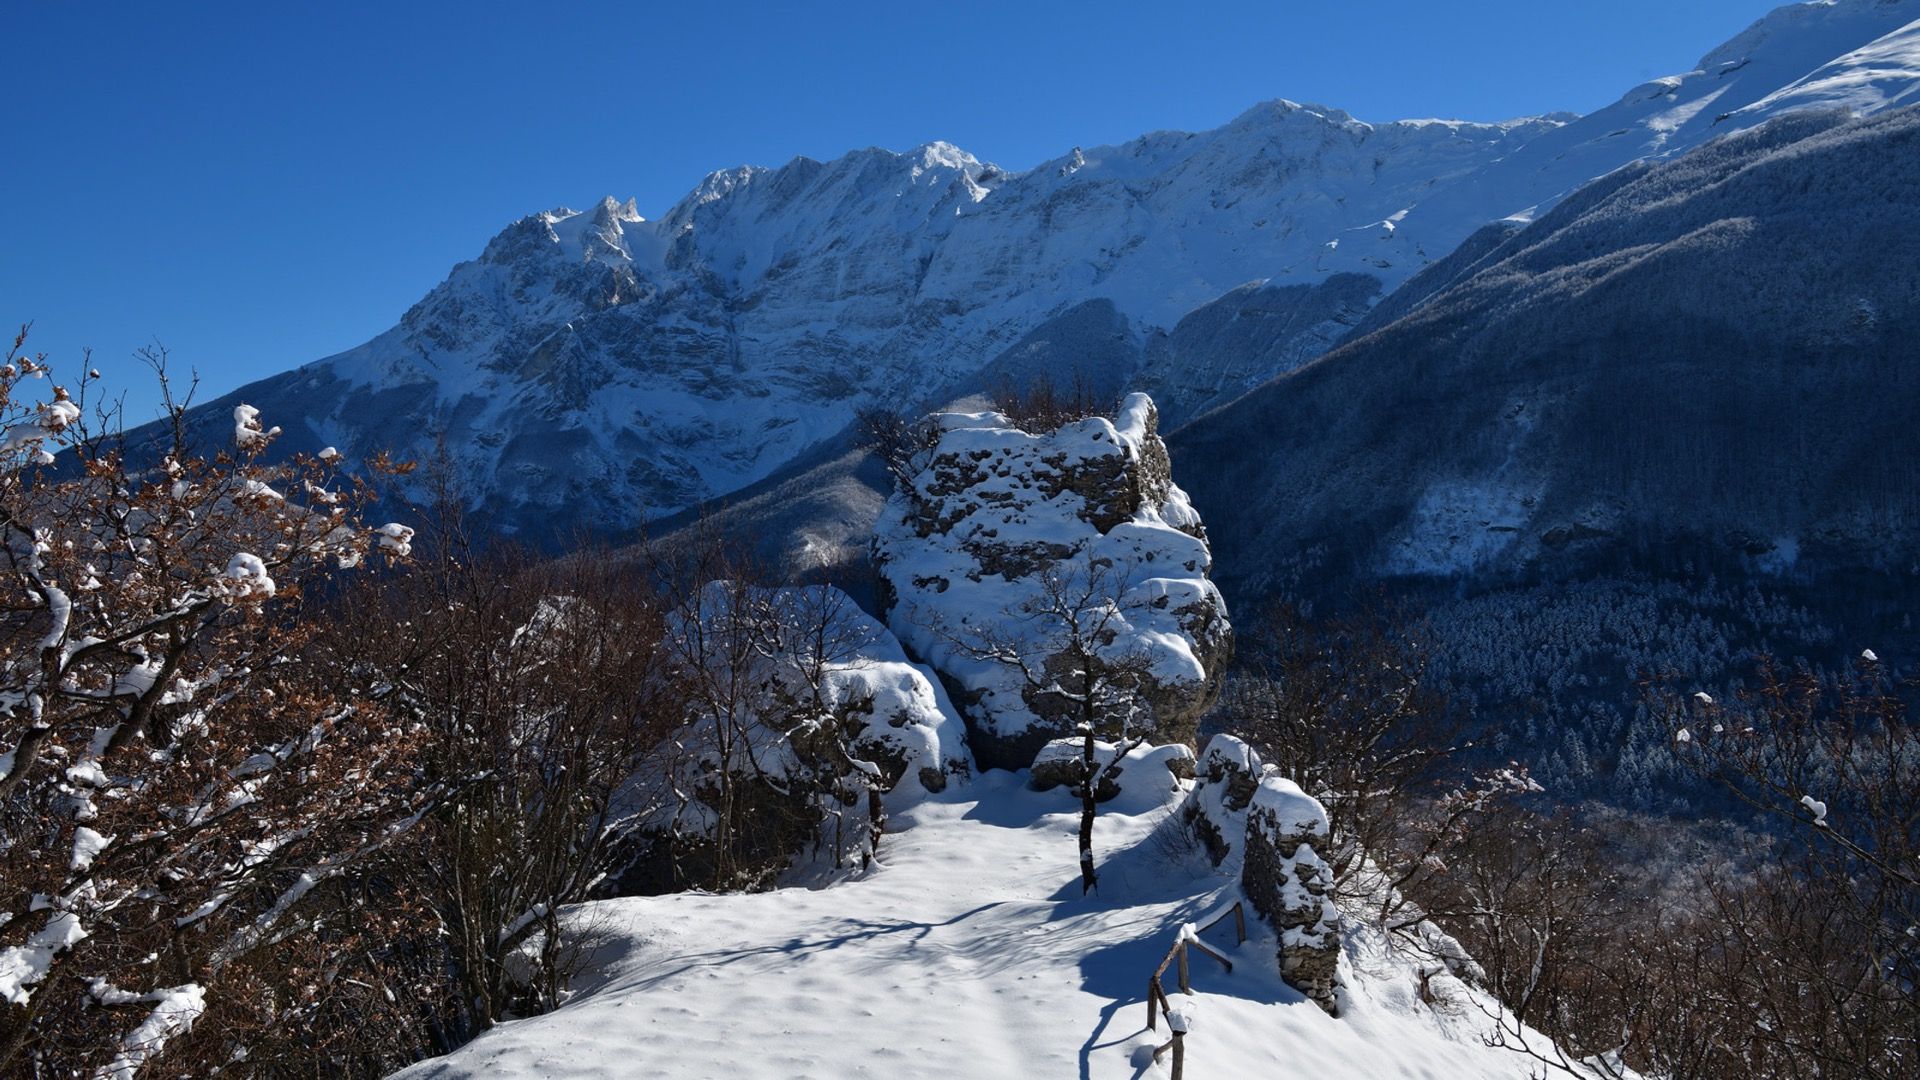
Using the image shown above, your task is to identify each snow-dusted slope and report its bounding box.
[1316,1,1920,281]
[154,0,1920,540]
[1728,11,1920,120]
[393,773,1546,1080]
[1172,103,1920,601]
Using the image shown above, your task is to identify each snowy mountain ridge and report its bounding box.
[157,0,1920,540]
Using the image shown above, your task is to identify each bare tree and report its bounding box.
[1420,656,1918,1080]
[0,331,421,1075]
[987,371,1111,434]
[767,583,891,872]
[1648,657,1920,1079]
[854,404,937,492]
[321,508,680,1041]
[937,559,1158,893]
[599,524,908,894]
[649,545,799,891]
[1218,599,1467,895]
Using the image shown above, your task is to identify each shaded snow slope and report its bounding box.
[393,773,1545,1080]
[1728,11,1920,119]
[1693,2,1920,127]
[1173,104,1920,602]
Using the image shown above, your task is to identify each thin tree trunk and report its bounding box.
[1079,720,1098,894]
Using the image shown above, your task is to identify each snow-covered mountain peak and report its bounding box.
[156,0,1920,541]
[1223,97,1362,131]
[906,139,981,174]
[1644,0,1920,143]
[590,195,642,225]
[1370,0,1920,265]
[674,141,991,209]
[675,162,771,212]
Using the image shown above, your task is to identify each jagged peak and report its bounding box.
[796,141,985,183]
[653,140,995,228]
[591,195,644,225]
[477,208,573,264]
[684,163,771,207]
[472,197,647,269]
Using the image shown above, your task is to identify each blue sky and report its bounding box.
[7,0,1782,420]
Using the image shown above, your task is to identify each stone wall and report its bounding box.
[1241,776,1342,1015]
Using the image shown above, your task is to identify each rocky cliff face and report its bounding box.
[872,394,1230,771]
[1184,734,1343,1014]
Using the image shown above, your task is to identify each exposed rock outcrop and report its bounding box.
[1182,733,1266,868]
[1243,777,1342,1015]
[873,393,1231,771]
[1028,738,1195,802]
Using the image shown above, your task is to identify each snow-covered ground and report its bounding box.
[396,772,1542,1080]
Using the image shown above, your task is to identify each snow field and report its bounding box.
[397,772,1544,1080]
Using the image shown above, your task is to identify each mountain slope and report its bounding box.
[1170,104,1920,603]
[1380,0,1920,241]
[145,0,1920,542]
[177,111,1549,539]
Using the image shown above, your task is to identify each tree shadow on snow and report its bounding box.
[594,901,1011,996]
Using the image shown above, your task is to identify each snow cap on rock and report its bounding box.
[1251,776,1330,840]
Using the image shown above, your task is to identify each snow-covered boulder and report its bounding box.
[602,583,973,894]
[1028,738,1195,802]
[873,393,1231,770]
[1183,733,1267,868]
[1243,777,1342,1015]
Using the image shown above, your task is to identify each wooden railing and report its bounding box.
[1145,900,1246,1079]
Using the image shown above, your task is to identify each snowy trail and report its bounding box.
[396,773,1538,1079]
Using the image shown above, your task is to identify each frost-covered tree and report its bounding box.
[1650,657,1920,1078]
[320,521,680,1042]
[0,334,417,1075]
